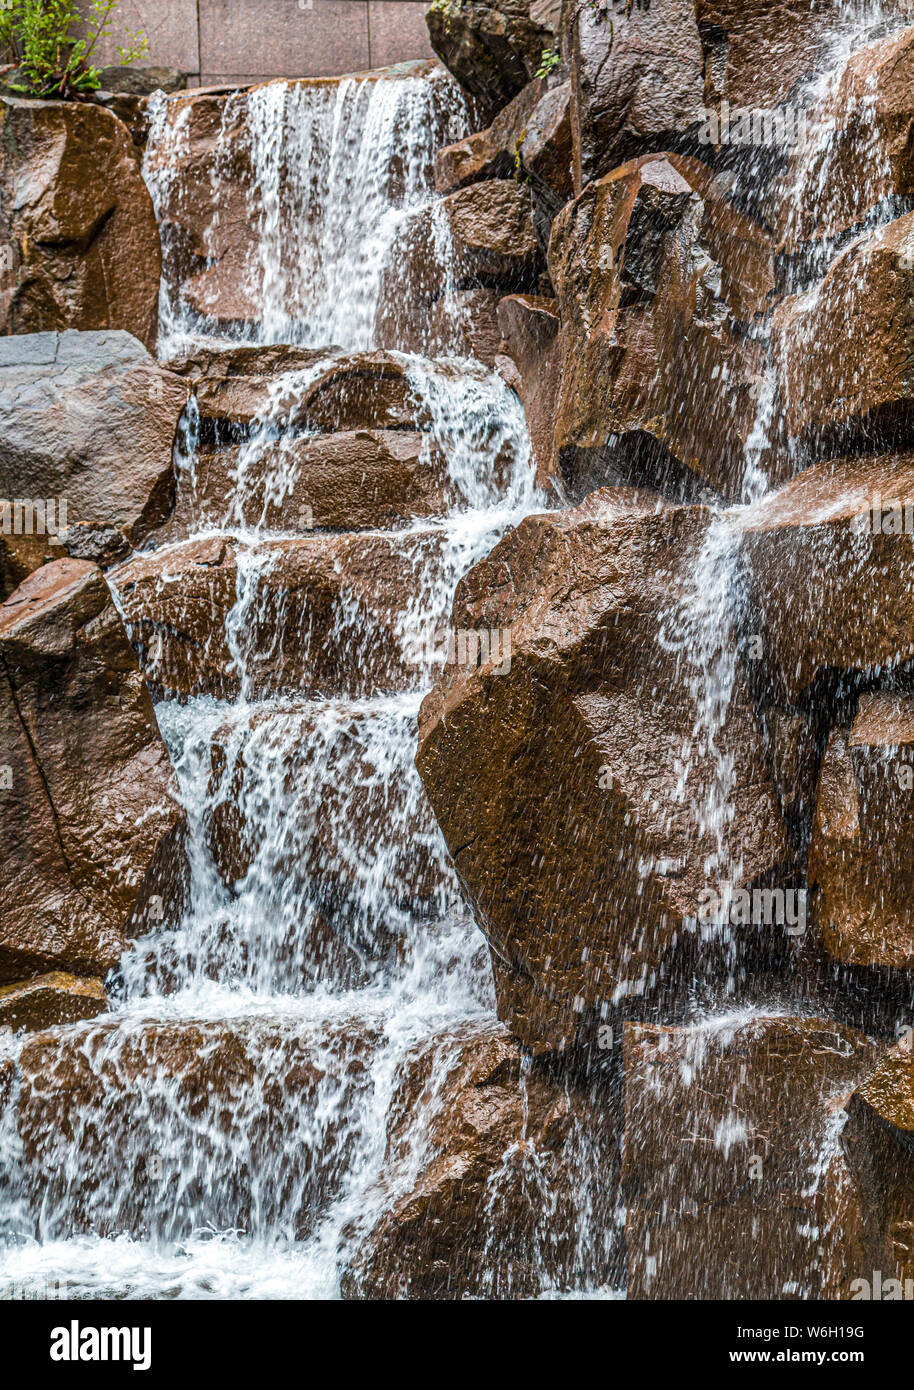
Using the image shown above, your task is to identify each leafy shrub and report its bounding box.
[1,0,147,99]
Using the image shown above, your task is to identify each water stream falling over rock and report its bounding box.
[2,1,914,1308]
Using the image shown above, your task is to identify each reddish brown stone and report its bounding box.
[159,429,454,540]
[114,529,450,701]
[0,97,161,351]
[341,1019,621,1298]
[549,152,775,501]
[417,491,789,1052]
[426,0,558,115]
[496,293,560,493]
[0,331,186,551]
[741,454,914,704]
[623,1015,878,1299]
[443,178,542,288]
[0,973,108,1033]
[0,559,185,982]
[771,212,914,447]
[808,697,914,970]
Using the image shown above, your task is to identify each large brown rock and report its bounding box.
[0,972,108,1033]
[549,152,775,501]
[160,430,455,540]
[0,97,160,350]
[426,0,560,115]
[417,491,790,1052]
[443,179,542,288]
[113,530,450,701]
[341,1019,622,1298]
[0,559,185,983]
[496,293,561,493]
[0,331,186,557]
[842,1037,914,1288]
[623,1015,879,1299]
[15,1015,379,1239]
[808,695,914,971]
[434,78,547,192]
[519,78,573,200]
[434,75,572,201]
[771,212,914,449]
[781,24,914,249]
[566,0,704,192]
[565,0,852,191]
[741,454,914,704]
[171,348,427,437]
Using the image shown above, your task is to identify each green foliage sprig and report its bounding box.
[1,0,147,100]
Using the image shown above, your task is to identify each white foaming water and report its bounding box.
[144,66,472,357]
[0,62,561,1299]
[663,0,912,929]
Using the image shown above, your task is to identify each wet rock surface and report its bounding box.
[0,973,108,1033]
[418,491,790,1052]
[0,97,161,350]
[549,152,775,501]
[0,331,186,556]
[15,1015,380,1240]
[0,559,185,984]
[426,0,559,115]
[623,1015,880,1299]
[809,696,914,970]
[341,1019,621,1298]
[115,529,450,701]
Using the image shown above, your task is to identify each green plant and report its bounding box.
[2,0,147,100]
[535,47,561,79]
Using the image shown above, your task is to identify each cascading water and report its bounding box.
[3,4,913,1307]
[0,62,578,1299]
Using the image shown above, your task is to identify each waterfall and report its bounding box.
[3,4,912,1307]
[0,61,558,1300]
[143,66,472,358]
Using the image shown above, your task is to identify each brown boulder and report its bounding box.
[429,288,503,365]
[172,349,426,437]
[0,331,186,556]
[434,78,547,192]
[16,1015,379,1239]
[623,1015,878,1299]
[549,152,775,501]
[417,491,789,1052]
[519,78,572,200]
[781,24,914,249]
[0,972,108,1033]
[0,97,160,350]
[443,179,542,288]
[565,0,852,192]
[566,0,704,191]
[434,76,572,201]
[496,293,561,493]
[160,430,455,540]
[771,212,914,449]
[341,1019,622,1298]
[0,558,185,983]
[843,1037,914,1288]
[113,529,450,701]
[741,454,914,704]
[808,696,914,970]
[426,0,559,115]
